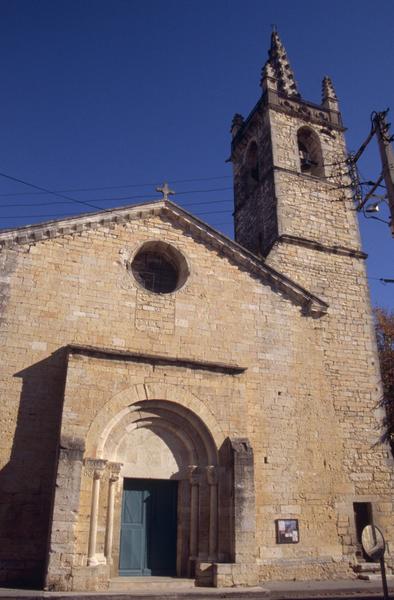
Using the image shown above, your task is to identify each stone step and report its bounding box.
[354,562,381,573]
[357,573,394,582]
[109,576,196,591]
[0,587,269,600]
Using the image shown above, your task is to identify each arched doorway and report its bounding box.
[88,399,220,578]
[46,382,257,590]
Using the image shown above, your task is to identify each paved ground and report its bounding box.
[0,578,393,600]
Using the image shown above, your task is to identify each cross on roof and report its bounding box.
[156,182,175,201]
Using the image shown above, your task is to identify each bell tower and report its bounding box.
[231,30,363,286]
[230,35,394,567]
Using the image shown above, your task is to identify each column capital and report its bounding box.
[206,465,218,486]
[84,458,107,479]
[108,461,123,482]
[188,465,200,485]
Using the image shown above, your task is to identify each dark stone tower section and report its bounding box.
[231,107,276,255]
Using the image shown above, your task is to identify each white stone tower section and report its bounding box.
[232,30,357,259]
[231,31,394,570]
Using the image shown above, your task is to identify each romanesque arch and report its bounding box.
[86,382,226,458]
[81,386,228,578]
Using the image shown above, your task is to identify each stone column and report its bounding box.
[86,459,107,566]
[45,437,85,591]
[104,462,122,564]
[229,438,256,565]
[188,465,200,559]
[206,465,218,560]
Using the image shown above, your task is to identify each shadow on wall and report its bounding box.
[0,350,67,589]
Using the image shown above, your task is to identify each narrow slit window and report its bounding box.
[244,141,260,191]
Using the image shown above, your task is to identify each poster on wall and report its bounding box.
[275,519,299,544]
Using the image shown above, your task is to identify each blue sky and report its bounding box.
[0,0,392,308]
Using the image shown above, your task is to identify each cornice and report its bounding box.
[273,234,367,260]
[67,344,246,375]
[231,91,344,154]
[0,200,166,248]
[267,93,344,131]
[163,203,329,316]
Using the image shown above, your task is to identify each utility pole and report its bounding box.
[374,111,394,236]
[351,109,394,236]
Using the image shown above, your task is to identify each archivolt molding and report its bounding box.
[85,381,225,459]
[119,420,198,467]
[102,410,200,466]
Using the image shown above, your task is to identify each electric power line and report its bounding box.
[0,187,233,209]
[368,277,394,284]
[0,194,233,210]
[0,174,232,198]
[0,169,236,224]
[0,207,233,221]
[0,196,233,218]
[0,170,103,212]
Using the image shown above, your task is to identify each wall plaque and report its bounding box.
[275,519,299,544]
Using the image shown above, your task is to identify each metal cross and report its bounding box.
[156,182,175,201]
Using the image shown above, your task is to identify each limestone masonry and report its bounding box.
[0,31,392,591]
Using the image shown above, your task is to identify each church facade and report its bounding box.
[0,33,393,591]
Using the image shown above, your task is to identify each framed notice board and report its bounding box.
[275,519,299,544]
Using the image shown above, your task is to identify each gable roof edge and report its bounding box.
[0,199,328,316]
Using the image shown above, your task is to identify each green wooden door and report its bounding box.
[119,479,177,576]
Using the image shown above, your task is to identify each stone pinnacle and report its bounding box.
[267,30,300,98]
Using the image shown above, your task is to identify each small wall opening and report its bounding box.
[243,141,259,192]
[353,502,373,561]
[297,126,324,177]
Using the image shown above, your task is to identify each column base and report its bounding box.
[195,560,259,587]
[87,553,107,567]
[71,564,110,591]
[213,562,259,587]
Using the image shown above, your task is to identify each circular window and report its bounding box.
[130,242,189,294]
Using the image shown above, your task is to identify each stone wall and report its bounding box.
[230,86,394,581]
[232,109,278,255]
[264,105,394,569]
[267,242,394,565]
[269,108,362,251]
[0,203,392,589]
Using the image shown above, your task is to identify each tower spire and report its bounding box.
[265,30,300,98]
[321,75,339,111]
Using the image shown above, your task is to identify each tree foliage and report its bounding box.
[374,308,394,449]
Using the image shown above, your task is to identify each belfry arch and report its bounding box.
[297,126,324,177]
